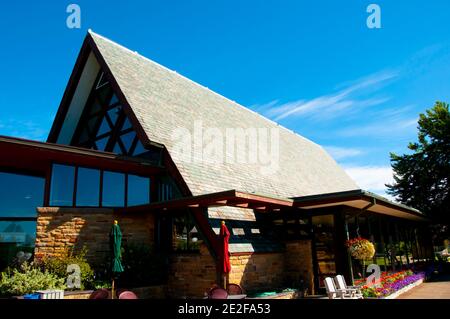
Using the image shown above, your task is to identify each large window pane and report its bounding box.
[0,172,44,217]
[0,221,36,270]
[127,175,150,206]
[76,168,100,207]
[50,164,75,206]
[102,171,125,207]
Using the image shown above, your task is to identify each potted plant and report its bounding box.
[346,237,375,279]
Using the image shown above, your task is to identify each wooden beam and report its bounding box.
[188,204,200,208]
[235,203,249,208]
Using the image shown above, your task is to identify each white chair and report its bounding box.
[334,275,363,299]
[324,277,355,299]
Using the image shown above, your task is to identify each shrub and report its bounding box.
[0,262,65,297]
[39,246,94,290]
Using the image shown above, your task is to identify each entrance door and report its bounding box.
[312,214,337,292]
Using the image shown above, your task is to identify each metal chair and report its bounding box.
[324,277,355,299]
[208,287,228,299]
[118,290,138,299]
[334,275,363,299]
[89,288,111,299]
[227,283,243,295]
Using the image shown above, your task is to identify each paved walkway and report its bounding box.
[398,274,450,299]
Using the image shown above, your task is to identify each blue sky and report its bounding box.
[1,1,450,198]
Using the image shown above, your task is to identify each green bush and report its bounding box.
[0,262,65,297]
[39,246,94,290]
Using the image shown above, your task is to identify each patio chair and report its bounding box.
[118,291,138,299]
[324,277,355,299]
[334,275,363,299]
[227,283,244,295]
[89,288,111,299]
[208,287,228,299]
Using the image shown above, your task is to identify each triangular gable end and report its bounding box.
[47,31,157,159]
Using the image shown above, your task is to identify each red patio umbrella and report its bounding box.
[219,221,231,288]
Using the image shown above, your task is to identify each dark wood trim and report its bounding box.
[73,166,78,207]
[44,163,52,207]
[124,173,129,207]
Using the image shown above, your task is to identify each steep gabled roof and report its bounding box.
[52,31,359,198]
[87,31,359,197]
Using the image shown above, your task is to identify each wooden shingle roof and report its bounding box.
[88,31,359,198]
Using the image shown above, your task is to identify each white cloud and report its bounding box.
[336,117,417,138]
[0,119,48,141]
[261,70,398,121]
[344,165,394,193]
[324,146,363,160]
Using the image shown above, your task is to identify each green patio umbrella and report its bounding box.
[110,220,124,299]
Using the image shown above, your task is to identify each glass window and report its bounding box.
[120,131,136,154]
[132,140,146,156]
[122,117,132,131]
[173,213,201,252]
[50,164,75,206]
[76,168,100,207]
[97,116,111,136]
[127,174,150,206]
[0,172,44,217]
[107,106,121,127]
[95,136,110,151]
[0,221,36,270]
[102,171,125,207]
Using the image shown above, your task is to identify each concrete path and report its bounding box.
[397,274,450,299]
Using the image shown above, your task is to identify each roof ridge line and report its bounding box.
[87,30,322,148]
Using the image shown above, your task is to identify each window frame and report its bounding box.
[48,162,152,208]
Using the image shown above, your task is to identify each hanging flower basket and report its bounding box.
[346,237,375,260]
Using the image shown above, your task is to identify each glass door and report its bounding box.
[312,214,336,291]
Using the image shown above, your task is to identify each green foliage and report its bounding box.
[387,101,450,223]
[0,262,65,297]
[39,246,94,290]
[119,243,167,287]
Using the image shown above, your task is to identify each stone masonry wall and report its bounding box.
[35,207,155,267]
[228,253,285,292]
[167,244,217,298]
[228,240,314,294]
[284,240,315,294]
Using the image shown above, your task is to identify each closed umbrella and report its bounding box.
[110,220,124,299]
[219,221,231,288]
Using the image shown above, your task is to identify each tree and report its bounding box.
[387,102,450,223]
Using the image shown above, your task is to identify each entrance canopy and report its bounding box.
[121,189,426,221]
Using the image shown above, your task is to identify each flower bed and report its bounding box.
[355,270,426,298]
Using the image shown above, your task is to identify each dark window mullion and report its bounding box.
[73,166,78,207]
[128,136,139,156]
[124,174,128,207]
[106,110,125,152]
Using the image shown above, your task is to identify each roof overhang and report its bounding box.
[121,189,426,222]
[121,189,294,213]
[0,135,164,176]
[293,189,427,221]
